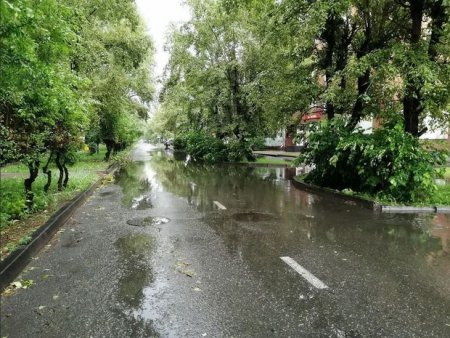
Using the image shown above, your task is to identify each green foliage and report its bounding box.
[0,0,154,210]
[183,132,229,163]
[157,0,273,139]
[18,235,32,246]
[173,131,255,163]
[226,139,255,162]
[0,151,104,228]
[173,135,188,151]
[432,185,450,205]
[296,116,448,203]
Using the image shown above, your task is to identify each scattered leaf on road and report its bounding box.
[3,279,34,295]
[179,269,195,277]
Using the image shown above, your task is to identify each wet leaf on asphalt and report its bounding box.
[179,269,195,277]
[12,281,22,289]
[21,280,34,288]
[3,279,34,295]
[34,306,46,316]
[175,261,195,277]
[175,261,191,267]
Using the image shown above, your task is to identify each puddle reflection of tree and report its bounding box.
[115,234,155,309]
[115,164,152,208]
[427,214,450,266]
[150,155,288,213]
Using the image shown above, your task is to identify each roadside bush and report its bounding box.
[295,117,447,203]
[174,131,227,163]
[226,139,255,162]
[173,134,188,150]
[173,131,256,163]
[247,136,266,151]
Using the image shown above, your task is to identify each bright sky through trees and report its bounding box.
[135,0,191,79]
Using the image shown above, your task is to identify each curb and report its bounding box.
[0,164,119,291]
[291,177,450,213]
[381,206,450,213]
[291,178,381,211]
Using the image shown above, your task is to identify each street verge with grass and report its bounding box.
[0,147,127,260]
[294,175,450,208]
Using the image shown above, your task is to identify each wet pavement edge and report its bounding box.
[0,164,120,291]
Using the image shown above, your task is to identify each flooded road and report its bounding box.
[2,141,450,337]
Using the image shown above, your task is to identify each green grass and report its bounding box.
[431,184,450,206]
[444,167,450,179]
[1,145,108,174]
[0,146,110,228]
[0,171,99,228]
[293,175,450,206]
[241,156,292,166]
[0,145,131,260]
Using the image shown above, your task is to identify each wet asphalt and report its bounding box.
[1,141,450,337]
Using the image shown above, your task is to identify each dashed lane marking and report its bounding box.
[281,256,329,289]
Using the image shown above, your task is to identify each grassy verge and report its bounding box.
[294,176,450,207]
[444,167,450,179]
[0,147,112,260]
[241,156,292,166]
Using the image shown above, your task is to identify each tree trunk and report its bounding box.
[104,140,114,161]
[55,152,64,191]
[43,152,53,193]
[403,0,425,136]
[323,15,336,120]
[63,163,69,188]
[349,69,371,129]
[428,0,446,59]
[24,160,40,210]
[227,47,240,128]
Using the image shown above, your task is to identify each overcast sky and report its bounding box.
[135,0,191,80]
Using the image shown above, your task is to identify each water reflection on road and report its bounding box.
[114,145,450,335]
[144,151,447,260]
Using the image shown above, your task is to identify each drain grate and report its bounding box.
[126,216,170,227]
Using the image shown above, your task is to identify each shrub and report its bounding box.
[186,132,228,163]
[295,116,447,203]
[173,134,188,150]
[173,131,256,163]
[226,139,255,162]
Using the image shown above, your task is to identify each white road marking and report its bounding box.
[213,201,227,210]
[280,256,328,289]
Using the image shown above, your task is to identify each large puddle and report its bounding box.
[112,143,450,336]
[115,147,449,270]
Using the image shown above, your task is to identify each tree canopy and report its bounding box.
[155,0,449,138]
[1,0,154,203]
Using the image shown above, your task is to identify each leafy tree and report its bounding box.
[0,0,88,205]
[0,0,155,208]
[68,0,155,160]
[159,0,272,141]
